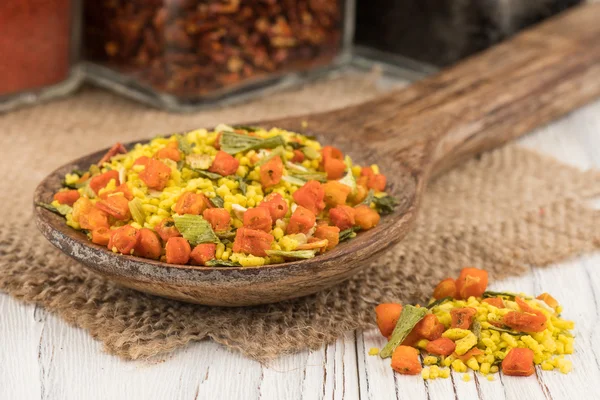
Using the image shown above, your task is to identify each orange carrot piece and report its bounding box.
[375,303,403,338]
[450,307,478,329]
[329,205,356,230]
[354,204,381,230]
[100,183,134,201]
[292,180,325,215]
[79,207,110,231]
[350,183,369,204]
[232,228,274,257]
[291,149,305,163]
[260,156,284,188]
[433,278,458,299]
[502,297,547,332]
[95,195,131,221]
[401,329,422,346]
[91,227,113,246]
[322,146,343,162]
[155,218,181,242]
[98,142,127,165]
[453,348,484,362]
[314,225,340,250]
[258,192,289,221]
[361,166,374,177]
[139,159,171,190]
[482,297,505,308]
[190,243,217,266]
[53,190,80,206]
[426,338,456,356]
[155,147,181,162]
[286,206,316,234]
[174,192,208,216]
[89,170,120,194]
[109,225,140,255]
[243,207,273,232]
[502,348,535,376]
[202,208,231,232]
[133,156,150,167]
[536,293,559,309]
[367,174,387,192]
[322,181,351,207]
[134,228,162,259]
[391,346,422,375]
[414,314,445,340]
[209,150,239,176]
[165,237,191,264]
[455,267,489,299]
[323,157,346,180]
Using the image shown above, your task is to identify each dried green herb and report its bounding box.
[427,296,452,309]
[128,198,146,225]
[205,260,242,267]
[339,226,360,242]
[380,305,429,359]
[210,195,225,208]
[472,320,482,342]
[483,291,518,300]
[194,169,222,180]
[265,250,317,259]
[176,134,193,155]
[35,202,72,216]
[373,195,399,215]
[220,131,285,154]
[232,125,260,132]
[301,146,320,160]
[288,171,328,183]
[173,214,219,246]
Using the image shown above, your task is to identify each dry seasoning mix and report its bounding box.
[84,0,345,102]
[41,125,396,267]
[374,268,575,381]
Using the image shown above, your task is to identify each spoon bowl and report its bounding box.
[34,5,600,305]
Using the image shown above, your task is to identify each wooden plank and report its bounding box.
[0,296,42,400]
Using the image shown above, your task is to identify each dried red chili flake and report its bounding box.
[84,0,344,99]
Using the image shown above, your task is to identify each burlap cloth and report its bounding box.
[1,71,599,362]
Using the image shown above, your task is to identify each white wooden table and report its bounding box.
[2,100,599,400]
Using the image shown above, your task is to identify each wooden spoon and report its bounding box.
[35,4,600,306]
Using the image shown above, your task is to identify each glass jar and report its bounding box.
[84,0,352,111]
[354,0,581,69]
[0,0,82,112]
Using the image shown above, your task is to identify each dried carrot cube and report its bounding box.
[139,159,171,190]
[536,293,559,309]
[174,192,208,215]
[155,147,181,162]
[286,206,316,234]
[455,267,488,299]
[259,156,283,187]
[313,225,340,250]
[291,150,305,163]
[190,243,217,266]
[292,180,325,215]
[95,195,131,221]
[426,338,456,356]
[134,228,162,259]
[233,228,274,257]
[133,156,150,166]
[322,181,351,207]
[209,151,239,176]
[155,218,181,242]
[482,297,505,308]
[109,225,140,255]
[414,314,445,340]
[244,207,273,232]
[91,227,112,246]
[354,205,380,230]
[502,348,535,376]
[329,205,355,230]
[324,158,346,180]
[375,303,403,338]
[53,190,80,206]
[433,278,457,299]
[368,174,386,192]
[89,170,120,194]
[391,346,422,375]
[165,237,191,264]
[258,192,288,221]
[202,208,231,232]
[450,308,478,329]
[98,142,127,165]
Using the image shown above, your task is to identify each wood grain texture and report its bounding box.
[34,3,600,306]
[4,98,600,399]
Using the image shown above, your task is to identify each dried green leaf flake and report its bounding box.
[173,214,220,246]
[380,305,428,359]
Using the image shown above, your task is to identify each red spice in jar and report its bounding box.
[0,0,72,95]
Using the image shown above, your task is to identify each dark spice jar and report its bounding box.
[354,0,582,68]
[84,0,351,111]
[0,0,82,112]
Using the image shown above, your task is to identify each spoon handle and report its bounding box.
[270,3,600,176]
